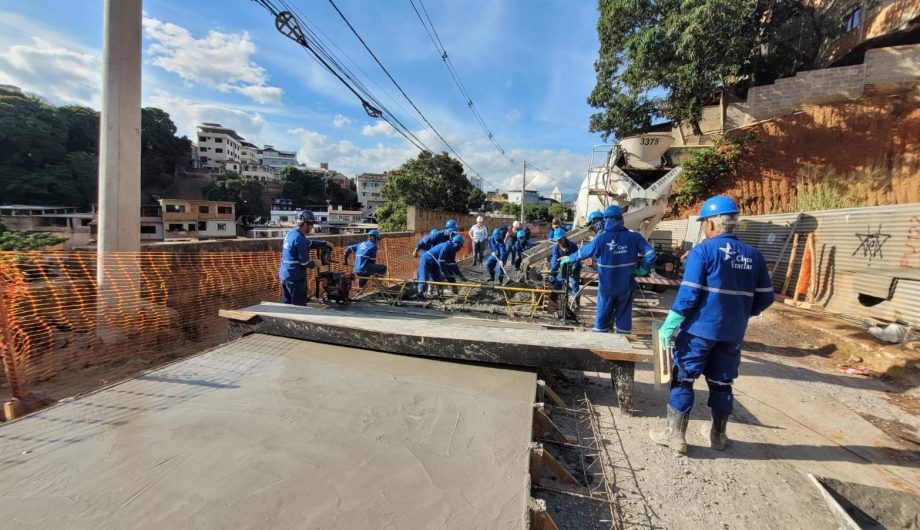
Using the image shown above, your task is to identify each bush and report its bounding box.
[671,134,752,212]
[0,231,68,250]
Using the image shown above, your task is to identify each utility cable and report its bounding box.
[407,0,515,164]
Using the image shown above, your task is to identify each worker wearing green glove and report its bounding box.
[650,195,774,455]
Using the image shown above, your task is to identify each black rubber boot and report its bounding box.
[701,413,729,450]
[649,404,689,454]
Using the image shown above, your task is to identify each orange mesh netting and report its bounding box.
[0,232,459,401]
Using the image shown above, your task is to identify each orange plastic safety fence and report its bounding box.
[0,233,438,401]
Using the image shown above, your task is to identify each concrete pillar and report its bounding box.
[96,0,142,341]
[97,0,142,257]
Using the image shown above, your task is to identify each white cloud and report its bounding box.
[504,108,521,124]
[143,17,282,104]
[360,121,401,138]
[332,114,352,128]
[0,37,100,106]
[148,91,268,142]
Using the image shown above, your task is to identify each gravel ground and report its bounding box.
[540,288,920,529]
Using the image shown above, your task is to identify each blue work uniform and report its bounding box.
[549,240,581,292]
[668,233,773,417]
[344,238,387,287]
[416,229,451,252]
[485,235,508,282]
[417,240,461,294]
[279,228,326,305]
[509,236,530,270]
[573,219,655,333]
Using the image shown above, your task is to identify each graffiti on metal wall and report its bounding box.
[900,216,920,268]
[852,224,891,263]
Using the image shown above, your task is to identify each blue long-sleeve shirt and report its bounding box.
[344,238,378,274]
[671,233,773,342]
[488,235,507,261]
[279,229,327,281]
[423,240,462,276]
[550,240,580,273]
[416,229,451,251]
[572,220,656,296]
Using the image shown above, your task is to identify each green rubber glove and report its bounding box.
[659,310,685,349]
[634,267,649,277]
[559,256,573,266]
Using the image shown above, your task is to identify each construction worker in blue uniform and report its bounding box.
[417,234,466,296]
[344,229,386,288]
[548,227,580,293]
[412,219,459,257]
[587,210,604,233]
[561,205,655,333]
[510,229,530,270]
[651,195,773,455]
[484,228,508,283]
[278,210,332,305]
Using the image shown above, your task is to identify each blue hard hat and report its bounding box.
[516,230,525,239]
[491,228,502,238]
[368,229,381,239]
[298,210,316,223]
[551,227,566,241]
[587,210,603,223]
[698,195,739,220]
[603,205,623,218]
[445,219,459,230]
[451,234,465,246]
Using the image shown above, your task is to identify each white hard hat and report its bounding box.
[476,216,484,223]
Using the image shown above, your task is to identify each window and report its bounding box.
[200,157,208,163]
[140,225,157,234]
[842,7,861,32]
[165,204,186,213]
[215,138,223,143]
[279,216,289,222]
[198,136,206,142]
[218,206,233,215]
[188,223,196,232]
[197,221,206,231]
[215,148,223,154]
[217,223,227,231]
[199,205,210,214]
[167,223,184,232]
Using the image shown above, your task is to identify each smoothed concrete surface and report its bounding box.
[0,334,536,529]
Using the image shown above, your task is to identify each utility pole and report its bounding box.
[520,160,526,224]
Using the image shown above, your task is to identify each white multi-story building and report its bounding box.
[260,145,299,169]
[355,172,387,217]
[196,123,245,171]
[506,189,541,206]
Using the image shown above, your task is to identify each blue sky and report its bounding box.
[0,0,607,195]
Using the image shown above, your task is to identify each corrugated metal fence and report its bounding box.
[657,203,920,325]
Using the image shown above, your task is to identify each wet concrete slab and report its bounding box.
[0,334,536,529]
[221,302,647,368]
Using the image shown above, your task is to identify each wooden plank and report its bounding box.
[533,405,576,445]
[218,309,258,322]
[651,321,672,388]
[528,499,559,530]
[781,233,800,296]
[541,383,567,408]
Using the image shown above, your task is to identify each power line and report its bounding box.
[324,0,505,191]
[407,0,515,165]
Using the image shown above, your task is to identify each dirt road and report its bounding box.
[564,293,920,529]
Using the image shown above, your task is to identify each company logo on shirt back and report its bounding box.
[606,239,629,255]
[719,242,753,270]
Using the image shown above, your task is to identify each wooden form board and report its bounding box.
[220,303,651,372]
[651,320,672,388]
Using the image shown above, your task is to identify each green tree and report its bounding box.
[202,171,266,218]
[279,166,327,206]
[0,230,68,250]
[524,204,552,223]
[376,151,482,231]
[588,0,821,139]
[500,203,521,217]
[548,202,570,221]
[141,107,191,195]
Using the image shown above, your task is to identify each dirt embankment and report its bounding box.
[674,86,920,218]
